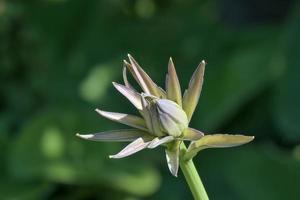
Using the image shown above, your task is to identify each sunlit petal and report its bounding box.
[76,129,152,142]
[122,63,134,89]
[109,137,151,159]
[95,109,148,131]
[148,136,174,149]
[141,95,154,134]
[166,58,182,106]
[113,82,142,110]
[185,134,254,160]
[183,128,204,141]
[127,54,164,97]
[183,60,206,121]
[165,141,181,177]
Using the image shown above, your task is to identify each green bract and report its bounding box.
[77,54,254,176]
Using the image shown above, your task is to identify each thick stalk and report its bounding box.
[180,143,209,200]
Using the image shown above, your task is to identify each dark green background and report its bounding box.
[1,0,300,199]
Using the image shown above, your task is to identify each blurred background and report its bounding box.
[1,0,300,199]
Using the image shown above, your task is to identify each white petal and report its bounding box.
[113,82,142,110]
[109,137,151,159]
[183,60,206,121]
[95,109,147,131]
[148,136,174,149]
[165,143,180,177]
[76,129,151,142]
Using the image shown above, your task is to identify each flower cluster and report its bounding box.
[77,55,254,176]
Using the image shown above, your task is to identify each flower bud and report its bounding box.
[156,99,188,137]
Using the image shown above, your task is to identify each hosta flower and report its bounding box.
[77,54,254,176]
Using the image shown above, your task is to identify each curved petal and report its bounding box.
[183,128,204,141]
[76,129,152,142]
[165,140,181,177]
[122,63,134,89]
[183,60,206,121]
[109,137,151,159]
[141,95,154,134]
[113,82,142,110]
[148,136,174,149]
[95,109,148,131]
[166,58,182,106]
[127,54,165,97]
[185,134,254,160]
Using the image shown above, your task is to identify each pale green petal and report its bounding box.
[109,137,151,159]
[148,100,165,137]
[165,141,181,177]
[148,136,174,149]
[158,108,182,137]
[156,99,188,137]
[183,60,206,121]
[76,129,151,142]
[166,58,182,106]
[156,99,188,127]
[140,95,164,137]
[185,134,254,160]
[113,82,142,110]
[141,95,154,134]
[122,63,134,89]
[183,128,204,141]
[157,86,167,98]
[95,109,148,131]
[127,54,164,97]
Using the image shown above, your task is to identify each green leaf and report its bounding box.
[77,129,152,142]
[95,109,148,131]
[166,58,182,106]
[183,61,206,121]
[185,134,254,160]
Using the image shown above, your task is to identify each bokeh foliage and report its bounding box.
[1,0,299,199]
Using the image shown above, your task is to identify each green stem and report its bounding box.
[180,143,209,200]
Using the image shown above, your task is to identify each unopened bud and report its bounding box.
[156,99,188,137]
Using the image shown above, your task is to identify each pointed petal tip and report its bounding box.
[127,54,137,66]
[127,53,133,59]
[112,81,121,88]
[109,154,121,159]
[95,108,106,116]
[123,59,130,65]
[168,57,174,67]
[76,133,93,139]
[109,154,123,159]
